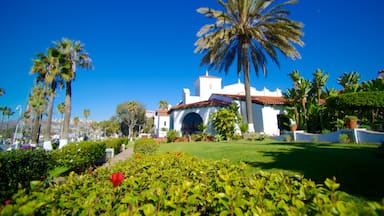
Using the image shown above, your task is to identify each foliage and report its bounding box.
[285,134,294,142]
[52,141,106,172]
[345,115,358,121]
[105,138,127,155]
[210,104,240,140]
[134,138,159,155]
[116,101,146,138]
[338,134,351,144]
[195,0,303,128]
[0,149,54,204]
[327,91,384,109]
[243,132,266,141]
[166,129,179,143]
[3,153,383,215]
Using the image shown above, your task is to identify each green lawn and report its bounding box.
[159,139,384,201]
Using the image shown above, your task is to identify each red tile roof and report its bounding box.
[156,109,169,116]
[213,94,287,105]
[169,99,230,112]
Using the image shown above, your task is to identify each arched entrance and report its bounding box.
[181,112,203,135]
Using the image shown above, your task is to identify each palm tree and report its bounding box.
[83,109,90,134]
[0,88,5,96]
[57,102,66,138]
[28,84,48,144]
[311,69,329,131]
[195,0,304,132]
[54,38,93,139]
[4,107,14,135]
[73,116,80,138]
[30,48,63,141]
[158,100,169,110]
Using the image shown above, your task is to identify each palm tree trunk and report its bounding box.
[63,81,72,139]
[242,41,254,133]
[45,91,55,141]
[31,115,41,144]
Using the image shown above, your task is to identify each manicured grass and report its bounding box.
[159,139,384,201]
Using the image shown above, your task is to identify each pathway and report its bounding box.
[102,147,134,168]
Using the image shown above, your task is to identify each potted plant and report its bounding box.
[289,119,297,131]
[345,115,358,129]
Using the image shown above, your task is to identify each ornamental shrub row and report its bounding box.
[52,141,106,172]
[0,149,54,204]
[105,138,128,155]
[134,138,159,154]
[2,153,383,215]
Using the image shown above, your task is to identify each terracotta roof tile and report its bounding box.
[213,94,287,105]
[156,109,169,116]
[169,99,230,112]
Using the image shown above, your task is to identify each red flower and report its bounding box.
[4,200,11,205]
[109,172,124,187]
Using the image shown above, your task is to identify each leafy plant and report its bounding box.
[134,138,159,155]
[166,129,179,143]
[52,141,106,173]
[0,149,54,204]
[2,153,383,215]
[339,133,351,144]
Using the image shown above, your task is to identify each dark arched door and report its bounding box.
[181,112,203,135]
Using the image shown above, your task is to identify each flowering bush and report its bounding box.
[2,153,384,215]
[109,172,124,187]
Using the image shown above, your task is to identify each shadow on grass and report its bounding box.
[244,142,384,201]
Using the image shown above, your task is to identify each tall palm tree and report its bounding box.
[4,107,14,135]
[195,0,304,132]
[28,84,48,144]
[83,109,90,134]
[0,88,5,96]
[30,48,63,141]
[54,38,93,139]
[57,102,66,138]
[73,116,80,138]
[158,100,169,110]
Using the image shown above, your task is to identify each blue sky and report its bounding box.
[0,0,383,121]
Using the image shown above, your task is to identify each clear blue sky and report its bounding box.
[0,0,383,121]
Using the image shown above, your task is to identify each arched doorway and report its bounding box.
[181,112,203,135]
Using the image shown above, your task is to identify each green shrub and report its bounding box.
[285,134,294,142]
[53,141,106,173]
[166,130,179,143]
[312,135,318,142]
[3,153,383,215]
[105,138,127,154]
[0,149,54,204]
[134,138,159,155]
[339,133,351,144]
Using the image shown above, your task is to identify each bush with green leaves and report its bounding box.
[339,133,351,144]
[2,153,384,215]
[53,141,106,173]
[166,129,179,143]
[105,138,127,154]
[0,149,54,204]
[134,138,159,155]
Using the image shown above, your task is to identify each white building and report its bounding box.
[154,72,287,137]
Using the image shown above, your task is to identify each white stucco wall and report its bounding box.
[194,76,222,101]
[261,105,285,136]
[170,106,223,135]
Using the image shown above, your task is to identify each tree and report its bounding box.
[116,101,146,139]
[195,0,303,132]
[337,71,360,93]
[158,100,169,110]
[30,48,63,141]
[57,102,66,137]
[310,68,329,131]
[28,84,48,144]
[73,116,80,137]
[4,107,14,135]
[83,108,90,134]
[209,102,240,140]
[54,38,93,139]
[0,88,5,96]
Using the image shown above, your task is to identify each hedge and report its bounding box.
[52,141,106,172]
[0,149,54,204]
[2,153,383,215]
[326,91,384,109]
